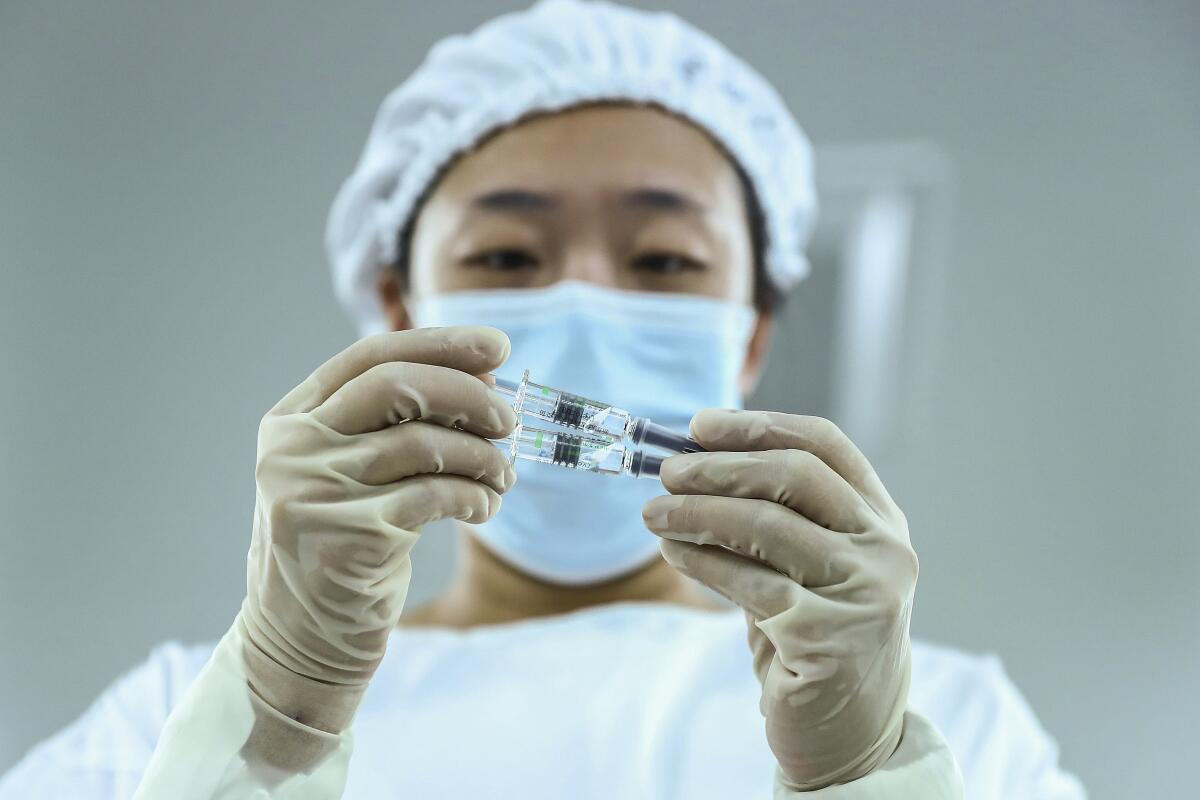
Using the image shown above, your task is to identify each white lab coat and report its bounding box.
[0,602,1084,799]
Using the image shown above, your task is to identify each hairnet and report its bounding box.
[326,0,817,337]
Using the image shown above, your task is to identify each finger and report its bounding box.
[658,538,809,621]
[341,421,515,494]
[272,326,511,415]
[372,474,503,531]
[311,361,517,438]
[690,409,897,516]
[660,540,846,679]
[643,494,850,587]
[298,473,502,538]
[659,450,873,534]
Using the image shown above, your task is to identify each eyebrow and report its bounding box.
[468,186,706,214]
[471,189,559,211]
[619,187,706,214]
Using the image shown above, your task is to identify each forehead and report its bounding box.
[427,103,744,211]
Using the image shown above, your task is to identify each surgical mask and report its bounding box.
[409,280,756,585]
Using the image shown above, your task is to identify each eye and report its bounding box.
[462,248,539,271]
[631,252,706,274]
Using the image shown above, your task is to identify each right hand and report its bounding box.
[237,325,517,733]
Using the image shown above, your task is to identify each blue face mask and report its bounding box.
[410,280,756,585]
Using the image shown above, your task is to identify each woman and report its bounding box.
[0,1,1084,798]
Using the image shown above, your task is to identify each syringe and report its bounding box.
[495,421,663,479]
[493,370,703,455]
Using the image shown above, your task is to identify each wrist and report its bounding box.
[238,618,368,734]
[773,712,963,798]
[773,684,908,790]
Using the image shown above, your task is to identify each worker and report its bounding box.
[0,2,1085,798]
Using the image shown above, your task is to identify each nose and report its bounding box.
[558,232,619,290]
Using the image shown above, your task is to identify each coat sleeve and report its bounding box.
[904,645,1087,800]
[0,623,355,800]
[130,621,353,800]
[961,656,1087,800]
[0,638,208,800]
[772,710,964,800]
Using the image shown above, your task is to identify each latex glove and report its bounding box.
[134,326,518,799]
[237,325,516,763]
[643,409,918,791]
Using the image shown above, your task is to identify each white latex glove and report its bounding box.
[643,409,921,792]
[135,325,517,798]
[239,326,517,755]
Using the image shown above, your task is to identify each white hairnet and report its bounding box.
[326,0,817,337]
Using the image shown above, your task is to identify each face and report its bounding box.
[379,102,773,392]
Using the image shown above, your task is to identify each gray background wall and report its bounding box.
[1,2,1197,797]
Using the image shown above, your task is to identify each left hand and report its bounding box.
[643,408,918,790]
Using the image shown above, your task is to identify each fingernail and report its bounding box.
[472,326,510,364]
[663,453,703,481]
[642,495,683,532]
[487,398,517,435]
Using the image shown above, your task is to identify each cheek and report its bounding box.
[694,256,751,302]
[712,228,755,304]
[405,208,468,299]
[683,184,754,302]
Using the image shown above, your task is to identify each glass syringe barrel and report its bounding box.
[494,372,631,439]
[495,422,663,479]
[494,371,703,455]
